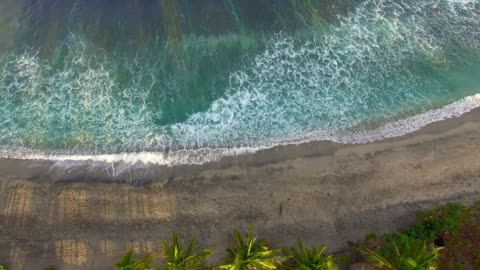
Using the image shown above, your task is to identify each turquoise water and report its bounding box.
[0,0,479,160]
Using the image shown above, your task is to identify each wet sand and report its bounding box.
[1,109,480,269]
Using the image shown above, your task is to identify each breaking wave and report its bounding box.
[2,93,480,166]
[0,0,479,165]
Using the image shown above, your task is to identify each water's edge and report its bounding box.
[2,93,479,167]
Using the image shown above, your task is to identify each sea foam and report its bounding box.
[0,0,479,165]
[2,93,479,167]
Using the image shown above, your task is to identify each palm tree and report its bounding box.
[357,235,441,270]
[281,240,338,270]
[159,232,212,270]
[115,249,154,270]
[217,225,280,270]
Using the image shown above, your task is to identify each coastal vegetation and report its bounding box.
[357,201,480,269]
[282,240,338,270]
[110,201,479,270]
[1,201,479,270]
[357,234,441,270]
[217,226,279,270]
[159,232,212,270]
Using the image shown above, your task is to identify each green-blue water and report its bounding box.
[0,0,479,159]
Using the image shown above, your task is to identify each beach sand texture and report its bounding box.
[1,109,480,269]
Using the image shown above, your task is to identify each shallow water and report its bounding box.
[0,0,479,163]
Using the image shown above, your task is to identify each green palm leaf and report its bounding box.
[357,247,396,270]
[357,234,441,270]
[159,232,212,270]
[282,240,338,270]
[217,225,280,270]
[115,249,154,270]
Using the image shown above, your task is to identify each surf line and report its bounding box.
[1,93,480,166]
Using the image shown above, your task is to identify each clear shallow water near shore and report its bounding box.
[0,0,479,165]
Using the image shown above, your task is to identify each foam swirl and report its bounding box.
[2,93,479,166]
[0,0,479,165]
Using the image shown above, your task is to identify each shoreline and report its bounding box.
[1,103,480,269]
[1,95,480,185]
[1,93,480,169]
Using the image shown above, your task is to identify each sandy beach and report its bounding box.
[1,108,480,269]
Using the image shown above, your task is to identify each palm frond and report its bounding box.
[356,247,395,270]
[357,234,440,270]
[283,240,338,270]
[160,232,212,270]
[218,226,280,270]
[115,248,154,270]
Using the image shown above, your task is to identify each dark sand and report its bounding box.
[2,109,480,269]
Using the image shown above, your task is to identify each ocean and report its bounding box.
[0,0,479,165]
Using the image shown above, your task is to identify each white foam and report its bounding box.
[2,93,480,167]
[163,0,480,151]
[1,0,479,164]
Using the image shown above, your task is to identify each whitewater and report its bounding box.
[0,0,479,166]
